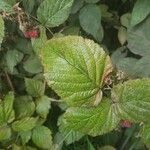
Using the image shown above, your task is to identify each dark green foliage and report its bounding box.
[0,0,150,149]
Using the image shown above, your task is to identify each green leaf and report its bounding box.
[85,0,100,3]
[5,50,24,73]
[58,116,84,145]
[71,0,84,14]
[0,0,13,12]
[112,79,150,122]
[141,124,150,149]
[37,0,74,27]
[41,36,112,106]
[25,78,45,97]
[99,146,116,150]
[32,26,47,55]
[0,15,4,48]
[118,26,127,45]
[61,100,119,136]
[0,125,11,141]
[0,92,15,125]
[128,16,150,56]
[14,96,35,119]
[36,96,51,118]
[120,13,131,28]
[79,4,103,41]
[12,117,37,132]
[19,130,32,145]
[23,55,43,74]
[32,126,53,149]
[131,0,150,26]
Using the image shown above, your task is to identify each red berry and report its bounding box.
[24,30,39,39]
[120,120,132,128]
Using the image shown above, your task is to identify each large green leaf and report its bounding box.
[14,96,35,119]
[32,126,53,149]
[0,92,15,125]
[79,4,103,41]
[61,100,119,136]
[12,117,37,132]
[41,36,112,106]
[111,79,150,122]
[0,125,11,141]
[58,116,84,145]
[37,0,74,27]
[131,0,150,26]
[141,124,150,149]
[0,15,4,48]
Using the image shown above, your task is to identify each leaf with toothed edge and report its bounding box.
[41,36,112,107]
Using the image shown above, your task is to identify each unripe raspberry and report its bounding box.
[24,30,39,39]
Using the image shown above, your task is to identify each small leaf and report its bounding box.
[32,126,53,149]
[120,13,131,28]
[36,96,51,118]
[131,0,150,26]
[5,50,24,73]
[14,96,35,119]
[118,26,127,45]
[25,78,45,97]
[0,92,15,125]
[71,0,84,14]
[85,0,100,3]
[12,117,37,132]
[0,15,4,48]
[32,26,47,55]
[99,146,116,150]
[112,79,150,122]
[79,4,103,41]
[0,125,11,141]
[37,0,74,27]
[0,0,13,13]
[23,55,43,74]
[19,130,31,145]
[41,36,112,106]
[141,124,150,149]
[61,99,119,136]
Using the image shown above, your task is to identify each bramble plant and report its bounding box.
[0,0,150,150]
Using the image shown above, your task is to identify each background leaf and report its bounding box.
[37,0,74,27]
[12,117,37,132]
[25,78,45,97]
[131,0,150,26]
[32,126,53,149]
[0,125,11,141]
[0,15,4,48]
[14,96,35,119]
[79,4,103,41]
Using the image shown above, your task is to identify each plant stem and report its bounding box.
[4,70,15,92]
